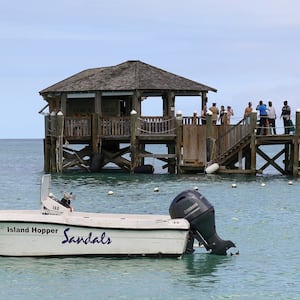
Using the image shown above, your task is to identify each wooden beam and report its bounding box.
[256,147,286,174]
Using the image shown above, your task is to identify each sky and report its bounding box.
[1,0,299,138]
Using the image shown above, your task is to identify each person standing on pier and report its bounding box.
[201,105,207,125]
[244,101,252,125]
[280,100,291,134]
[226,106,234,124]
[209,103,219,124]
[256,100,268,135]
[219,105,226,124]
[267,101,277,134]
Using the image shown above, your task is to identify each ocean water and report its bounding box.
[0,139,299,300]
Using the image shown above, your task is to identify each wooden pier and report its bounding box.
[42,110,300,177]
[39,60,300,176]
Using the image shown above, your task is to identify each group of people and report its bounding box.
[201,99,293,134]
[245,100,292,135]
[201,103,234,125]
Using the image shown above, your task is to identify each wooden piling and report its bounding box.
[176,112,183,174]
[293,110,300,176]
[50,111,57,173]
[130,110,138,173]
[91,113,99,154]
[56,111,64,172]
[205,113,213,162]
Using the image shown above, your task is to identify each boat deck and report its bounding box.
[0,210,190,230]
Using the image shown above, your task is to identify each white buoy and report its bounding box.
[288,181,293,185]
[153,187,159,192]
[261,183,266,187]
[107,191,114,195]
[205,163,219,174]
[231,183,237,188]
[193,186,199,191]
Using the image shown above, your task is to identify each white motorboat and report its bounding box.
[0,175,235,257]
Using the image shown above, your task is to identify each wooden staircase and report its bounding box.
[216,134,251,167]
[214,119,252,169]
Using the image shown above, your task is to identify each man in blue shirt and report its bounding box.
[256,100,268,135]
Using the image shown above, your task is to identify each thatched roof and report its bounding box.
[39,60,217,95]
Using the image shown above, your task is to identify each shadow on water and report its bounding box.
[179,252,235,287]
[0,251,234,282]
[0,251,241,299]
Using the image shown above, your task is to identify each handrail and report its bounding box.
[215,118,251,159]
[217,118,248,140]
[64,117,91,137]
[137,116,176,135]
[99,116,131,136]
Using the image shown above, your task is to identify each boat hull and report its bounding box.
[0,211,190,257]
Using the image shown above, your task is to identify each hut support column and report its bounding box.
[176,112,183,174]
[56,111,64,173]
[130,110,138,173]
[50,112,57,173]
[201,91,208,111]
[206,113,213,162]
[167,144,176,174]
[92,113,100,154]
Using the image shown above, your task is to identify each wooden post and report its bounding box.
[50,111,57,173]
[168,144,176,174]
[176,111,183,174]
[250,111,257,174]
[293,110,300,176]
[43,115,51,172]
[56,111,64,173]
[206,112,213,162]
[91,113,99,154]
[43,137,50,173]
[192,111,197,125]
[130,110,138,173]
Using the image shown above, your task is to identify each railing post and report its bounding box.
[250,111,257,174]
[176,111,183,174]
[206,112,213,162]
[49,111,57,173]
[192,111,197,125]
[92,113,100,154]
[56,111,64,173]
[130,110,138,173]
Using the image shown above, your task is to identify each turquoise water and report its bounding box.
[0,140,299,299]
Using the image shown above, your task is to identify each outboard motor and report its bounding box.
[169,190,235,255]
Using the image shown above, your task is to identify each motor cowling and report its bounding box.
[169,190,235,255]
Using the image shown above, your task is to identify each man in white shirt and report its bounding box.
[267,101,276,134]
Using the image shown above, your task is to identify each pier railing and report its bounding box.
[215,118,251,159]
[99,116,131,137]
[64,117,91,137]
[45,115,179,139]
[45,115,251,148]
[182,116,202,125]
[137,116,176,135]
